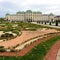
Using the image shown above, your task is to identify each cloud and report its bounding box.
[0,0,60,17]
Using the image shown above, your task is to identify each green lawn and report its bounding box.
[17,22,45,31]
[0,22,48,36]
[0,35,60,60]
[0,22,46,31]
[0,22,46,40]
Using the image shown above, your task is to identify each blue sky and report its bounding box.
[0,0,60,17]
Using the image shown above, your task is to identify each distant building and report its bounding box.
[5,10,55,22]
[54,16,60,21]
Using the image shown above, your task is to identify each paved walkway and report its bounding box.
[33,22,60,29]
[44,41,60,60]
[56,49,60,60]
[40,24,60,29]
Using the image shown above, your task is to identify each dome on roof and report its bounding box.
[37,11,42,14]
[16,11,21,14]
[6,13,10,15]
[16,11,25,14]
[26,10,32,13]
[49,13,54,16]
[33,11,42,14]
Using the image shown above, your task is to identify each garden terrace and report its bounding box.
[0,33,60,60]
[0,29,59,49]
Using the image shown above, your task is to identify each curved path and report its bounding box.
[0,34,54,56]
[0,33,59,56]
[0,29,59,48]
[44,40,60,60]
[56,49,60,60]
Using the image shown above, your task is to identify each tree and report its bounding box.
[0,18,5,22]
[49,13,54,16]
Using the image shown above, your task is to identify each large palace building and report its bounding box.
[6,10,55,22]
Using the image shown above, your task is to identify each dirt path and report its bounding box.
[44,40,60,60]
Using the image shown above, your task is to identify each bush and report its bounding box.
[12,30,19,35]
[1,33,14,39]
[0,46,4,48]
[24,44,30,48]
[0,48,6,52]
[10,49,16,52]
[13,44,20,48]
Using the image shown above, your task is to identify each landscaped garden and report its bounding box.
[0,22,49,51]
[0,22,60,60]
[0,23,20,40]
[0,35,60,60]
[0,22,49,41]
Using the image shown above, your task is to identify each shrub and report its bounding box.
[0,46,4,48]
[0,48,6,52]
[10,49,16,52]
[0,33,14,40]
[13,44,20,48]
[12,30,19,35]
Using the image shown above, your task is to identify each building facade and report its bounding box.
[54,16,60,21]
[6,10,55,22]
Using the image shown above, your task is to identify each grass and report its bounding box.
[0,22,48,40]
[0,22,60,60]
[39,24,60,31]
[1,21,59,32]
[17,22,45,31]
[0,35,60,60]
[0,22,46,32]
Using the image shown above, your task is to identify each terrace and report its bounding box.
[0,29,59,51]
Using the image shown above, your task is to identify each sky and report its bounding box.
[0,0,60,17]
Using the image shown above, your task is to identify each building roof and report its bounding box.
[16,11,25,14]
[26,10,32,13]
[56,16,60,17]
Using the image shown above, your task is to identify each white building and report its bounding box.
[6,10,55,22]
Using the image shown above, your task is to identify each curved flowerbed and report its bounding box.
[0,29,59,49]
[0,31,21,42]
[0,33,60,60]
